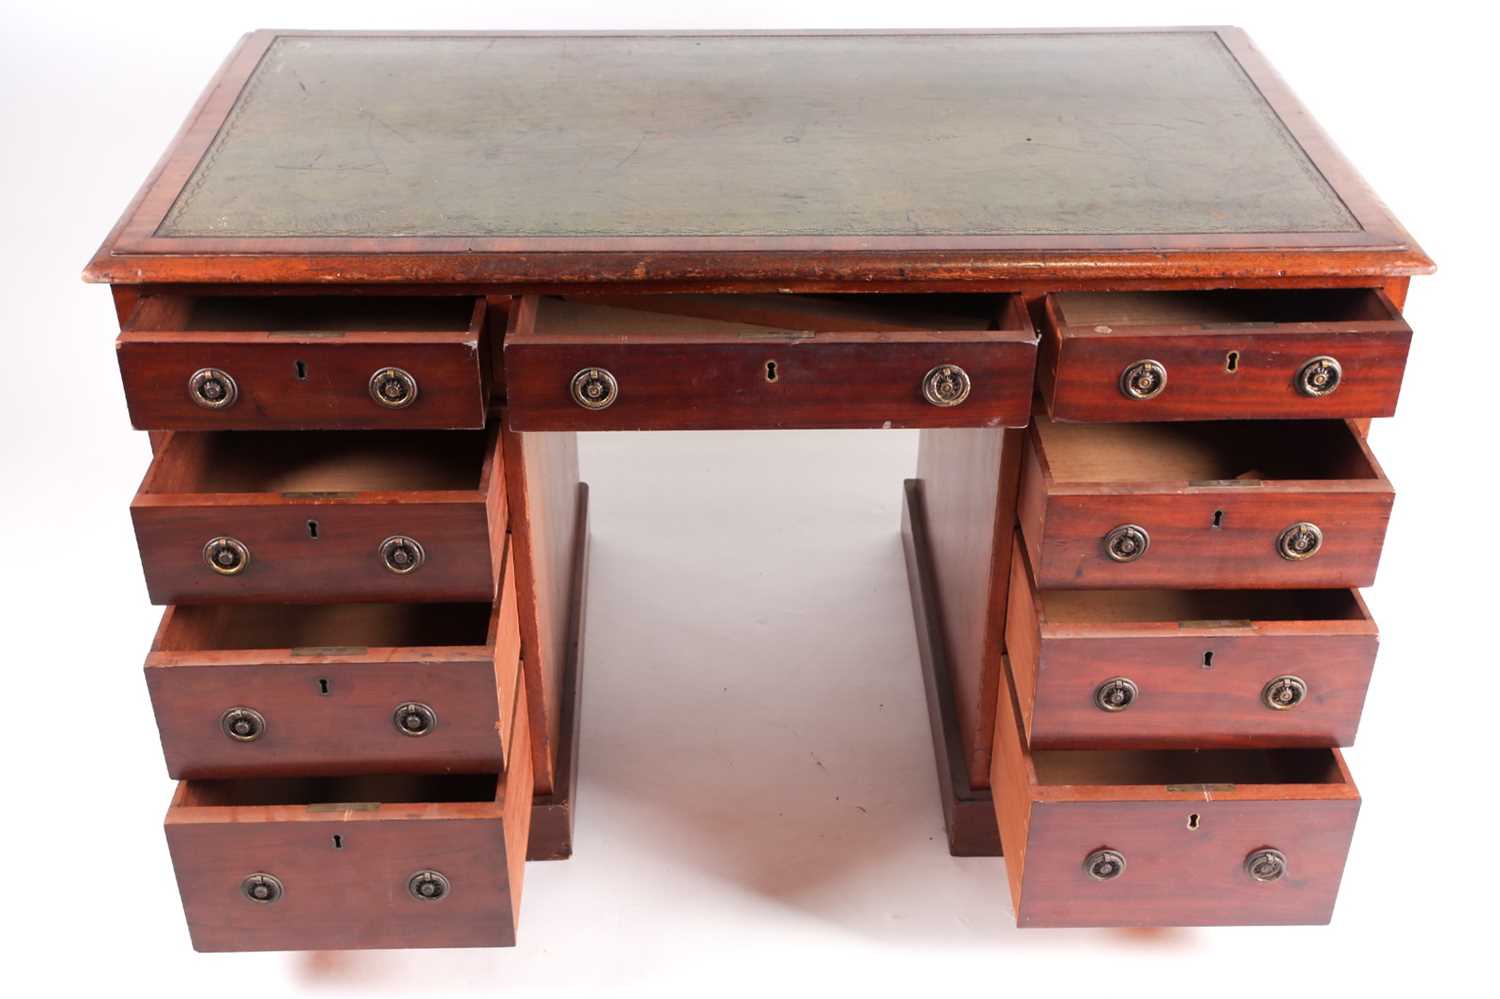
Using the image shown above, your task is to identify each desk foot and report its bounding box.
[901,479,1003,858]
[527,482,590,860]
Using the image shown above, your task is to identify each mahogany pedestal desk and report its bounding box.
[85,29,1431,948]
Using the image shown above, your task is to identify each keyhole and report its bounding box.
[332,834,343,849]
[318,678,330,695]
[1211,510,1224,529]
[1225,351,1239,373]
[307,520,319,539]
[1203,651,1214,669]
[765,360,779,382]
[295,360,308,380]
[1187,813,1201,830]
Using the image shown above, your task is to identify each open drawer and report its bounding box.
[992,659,1359,927]
[165,688,531,951]
[1005,536,1377,749]
[503,293,1038,430]
[1017,412,1394,589]
[117,295,489,430]
[131,427,506,604]
[1038,289,1412,421]
[146,541,521,779]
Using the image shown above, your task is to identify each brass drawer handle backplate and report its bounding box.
[379,535,426,574]
[1277,522,1323,561]
[1119,359,1167,400]
[570,367,619,411]
[203,536,250,576]
[220,706,266,742]
[1084,848,1127,881]
[1295,356,1342,397]
[188,367,239,409]
[1104,524,1150,562]
[369,367,419,409]
[922,363,972,407]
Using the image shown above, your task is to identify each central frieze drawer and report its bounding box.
[503,293,1038,430]
[1017,412,1394,589]
[131,427,506,605]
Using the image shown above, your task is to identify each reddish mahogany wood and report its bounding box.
[991,658,1360,927]
[1038,289,1412,422]
[1005,538,1377,749]
[117,295,488,430]
[165,686,533,951]
[146,542,521,779]
[500,411,581,795]
[503,294,1037,430]
[1017,413,1394,589]
[131,427,507,604]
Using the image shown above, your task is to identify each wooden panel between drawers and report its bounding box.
[165,687,532,952]
[147,540,521,778]
[992,657,1360,927]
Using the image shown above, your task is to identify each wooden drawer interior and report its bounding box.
[118,295,489,430]
[1050,288,1399,327]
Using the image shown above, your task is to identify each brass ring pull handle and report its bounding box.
[1245,848,1288,883]
[408,870,451,902]
[1103,524,1150,563]
[1084,848,1127,881]
[570,367,619,411]
[393,701,437,736]
[240,873,284,904]
[1262,675,1308,710]
[369,367,419,409]
[220,706,266,742]
[379,535,426,574]
[1094,677,1139,712]
[1295,356,1342,397]
[188,367,239,409]
[203,536,250,576]
[1277,522,1323,561]
[1119,359,1167,400]
[922,363,972,407]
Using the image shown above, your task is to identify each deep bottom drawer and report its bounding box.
[991,658,1359,927]
[165,688,532,951]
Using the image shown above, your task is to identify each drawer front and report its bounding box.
[1039,289,1411,422]
[133,499,499,604]
[1022,488,1393,589]
[992,660,1360,928]
[147,555,522,778]
[117,295,488,431]
[166,691,532,952]
[504,294,1038,430]
[1006,543,1378,749]
[131,428,507,604]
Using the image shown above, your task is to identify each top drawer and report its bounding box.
[1038,289,1411,422]
[117,296,489,430]
[503,293,1038,430]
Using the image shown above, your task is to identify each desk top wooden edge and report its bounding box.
[83,27,1433,286]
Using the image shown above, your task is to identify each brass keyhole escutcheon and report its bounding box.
[922,363,972,407]
[570,367,619,411]
[1295,356,1342,397]
[1119,359,1167,400]
[188,367,239,410]
[408,870,451,902]
[240,873,284,904]
[1245,848,1288,883]
[220,706,266,742]
[202,536,250,576]
[379,535,426,574]
[1084,848,1127,882]
[1103,524,1150,563]
[369,367,419,409]
[1262,675,1309,710]
[1094,677,1139,712]
[1277,522,1323,561]
[393,701,437,737]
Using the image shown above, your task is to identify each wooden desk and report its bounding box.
[86,28,1430,948]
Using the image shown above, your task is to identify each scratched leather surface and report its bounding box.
[158,33,1359,239]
